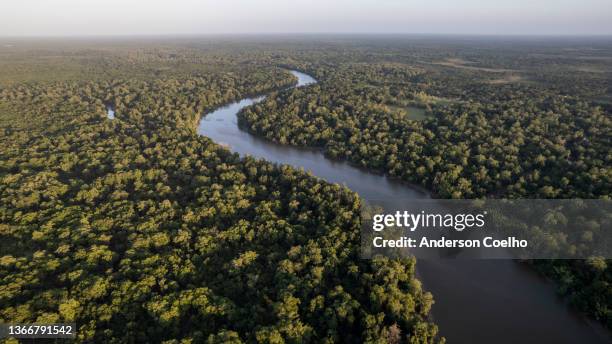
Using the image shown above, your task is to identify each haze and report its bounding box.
[1,0,611,36]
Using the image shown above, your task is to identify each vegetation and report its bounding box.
[0,36,611,341]
[237,38,612,328]
[0,40,442,343]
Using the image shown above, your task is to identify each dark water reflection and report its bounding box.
[198,70,609,343]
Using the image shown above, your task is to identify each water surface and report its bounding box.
[106,106,115,119]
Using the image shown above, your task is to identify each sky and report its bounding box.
[1,0,611,36]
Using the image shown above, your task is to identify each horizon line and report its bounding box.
[2,32,612,39]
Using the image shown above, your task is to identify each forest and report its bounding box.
[0,39,442,343]
[0,36,610,342]
[237,37,612,329]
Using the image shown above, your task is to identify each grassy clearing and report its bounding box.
[390,105,430,120]
[430,58,515,73]
[488,74,524,84]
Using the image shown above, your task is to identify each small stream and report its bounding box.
[106,106,115,119]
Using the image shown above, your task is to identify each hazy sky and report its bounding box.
[1,0,611,36]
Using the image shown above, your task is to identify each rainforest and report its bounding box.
[0,35,610,343]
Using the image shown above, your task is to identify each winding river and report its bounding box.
[194,70,608,343]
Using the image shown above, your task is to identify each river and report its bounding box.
[106,106,115,119]
[194,70,608,343]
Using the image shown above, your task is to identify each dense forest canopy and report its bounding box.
[235,37,612,329]
[0,36,611,341]
[0,38,444,343]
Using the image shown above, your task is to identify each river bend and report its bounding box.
[196,70,608,343]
